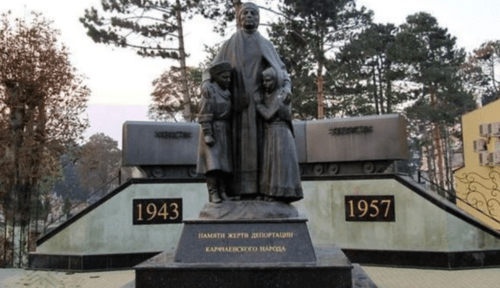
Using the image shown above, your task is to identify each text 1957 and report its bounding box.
[345,195,395,222]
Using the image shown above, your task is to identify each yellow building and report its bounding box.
[455,99,500,230]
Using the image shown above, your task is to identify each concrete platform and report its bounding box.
[31,175,500,270]
[135,247,353,288]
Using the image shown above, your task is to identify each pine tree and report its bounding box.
[396,12,475,192]
[463,41,500,105]
[332,23,409,116]
[80,0,229,120]
[268,0,372,118]
[268,13,316,119]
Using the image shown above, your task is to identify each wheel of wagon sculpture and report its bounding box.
[196,2,303,219]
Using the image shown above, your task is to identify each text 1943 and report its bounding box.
[133,198,182,225]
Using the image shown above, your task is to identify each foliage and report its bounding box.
[268,0,372,118]
[199,0,237,36]
[77,133,121,197]
[0,12,90,267]
[30,164,63,225]
[148,66,203,122]
[396,12,474,125]
[81,0,194,58]
[80,0,229,120]
[148,43,217,122]
[331,23,410,116]
[62,197,72,217]
[268,13,316,119]
[53,152,89,201]
[395,12,474,191]
[460,41,500,105]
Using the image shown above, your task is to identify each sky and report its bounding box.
[1,0,499,147]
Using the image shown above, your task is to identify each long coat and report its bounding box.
[256,90,303,203]
[202,29,291,195]
[196,82,232,174]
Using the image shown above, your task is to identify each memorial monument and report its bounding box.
[196,2,303,220]
[135,3,358,287]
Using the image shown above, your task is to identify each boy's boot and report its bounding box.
[207,176,222,203]
[217,178,229,200]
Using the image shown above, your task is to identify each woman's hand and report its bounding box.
[281,87,292,104]
[201,81,212,98]
[204,135,215,146]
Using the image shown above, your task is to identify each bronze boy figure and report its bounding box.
[196,61,233,203]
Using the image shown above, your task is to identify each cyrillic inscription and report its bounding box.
[329,126,373,136]
[251,232,294,239]
[198,232,226,239]
[154,131,192,139]
[205,246,287,253]
[197,232,295,240]
[198,232,295,254]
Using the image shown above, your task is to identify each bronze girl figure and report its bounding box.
[196,61,233,203]
[255,67,303,203]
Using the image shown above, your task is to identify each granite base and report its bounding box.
[135,218,355,288]
[135,247,353,288]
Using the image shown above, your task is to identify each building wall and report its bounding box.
[455,99,500,230]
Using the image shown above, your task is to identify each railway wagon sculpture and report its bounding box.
[122,114,409,179]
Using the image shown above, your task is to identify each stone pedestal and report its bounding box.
[135,218,354,288]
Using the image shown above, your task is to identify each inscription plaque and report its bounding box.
[174,219,316,263]
[154,131,192,139]
[133,198,182,225]
[329,126,373,136]
[345,195,395,222]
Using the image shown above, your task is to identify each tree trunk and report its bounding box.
[430,85,445,191]
[11,197,17,267]
[315,26,325,119]
[443,126,455,201]
[427,140,437,185]
[490,56,498,94]
[317,72,324,119]
[386,79,392,113]
[6,83,25,267]
[377,62,384,114]
[384,58,393,114]
[2,209,7,266]
[34,187,40,242]
[17,184,31,267]
[234,0,242,29]
[372,67,379,114]
[175,0,191,121]
[1,198,14,267]
[32,100,46,242]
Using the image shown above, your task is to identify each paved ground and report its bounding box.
[2,266,500,287]
[0,269,135,288]
[362,266,500,288]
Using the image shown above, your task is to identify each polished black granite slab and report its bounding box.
[29,252,161,271]
[135,218,354,288]
[136,246,353,288]
[174,218,316,263]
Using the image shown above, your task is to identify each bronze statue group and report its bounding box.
[196,3,303,204]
